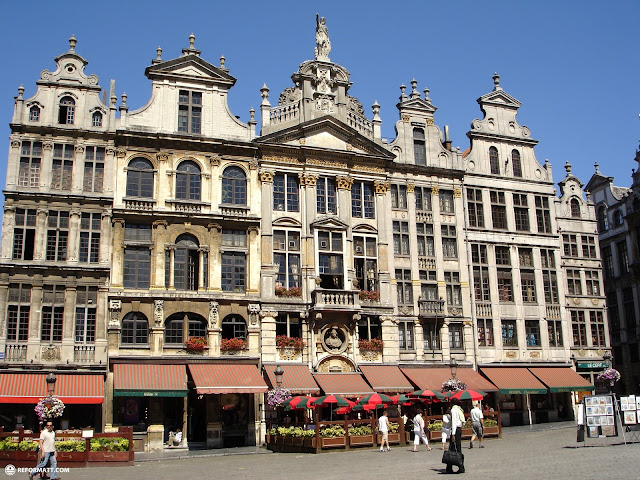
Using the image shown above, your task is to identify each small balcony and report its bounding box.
[4,344,27,362]
[74,345,95,363]
[124,197,156,211]
[418,299,445,317]
[313,289,360,311]
[545,304,561,320]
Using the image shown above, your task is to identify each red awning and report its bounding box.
[312,373,373,397]
[480,367,548,395]
[528,367,594,393]
[359,365,414,393]
[189,364,268,394]
[0,373,104,404]
[263,364,320,394]
[113,364,187,397]
[401,367,498,392]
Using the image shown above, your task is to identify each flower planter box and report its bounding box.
[56,451,87,465]
[461,428,473,440]
[303,437,316,448]
[349,434,374,447]
[275,435,285,445]
[429,430,442,441]
[377,432,401,445]
[292,437,304,447]
[321,436,346,448]
[87,451,131,462]
[483,425,500,437]
[283,436,294,445]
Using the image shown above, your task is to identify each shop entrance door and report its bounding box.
[187,391,207,443]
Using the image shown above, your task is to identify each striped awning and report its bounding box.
[189,364,268,394]
[359,365,414,393]
[0,373,104,404]
[401,367,498,392]
[312,373,373,397]
[263,364,320,394]
[480,367,548,395]
[529,367,594,393]
[113,364,187,397]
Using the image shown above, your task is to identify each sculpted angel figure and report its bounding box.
[315,14,331,60]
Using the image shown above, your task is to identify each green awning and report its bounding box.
[113,389,187,397]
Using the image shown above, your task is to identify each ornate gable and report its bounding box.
[310,216,350,231]
[145,55,236,87]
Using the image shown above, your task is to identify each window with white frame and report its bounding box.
[416,223,435,257]
[316,177,337,214]
[174,234,201,291]
[439,190,454,213]
[449,323,463,349]
[29,105,40,122]
[393,221,410,255]
[274,230,301,290]
[318,231,343,289]
[92,111,103,127]
[19,141,41,187]
[396,269,412,305]
[444,271,461,306]
[541,249,559,304]
[353,235,377,292]
[273,173,300,212]
[467,188,484,228]
[7,284,31,343]
[391,184,408,209]
[123,224,151,289]
[415,186,432,211]
[519,248,536,303]
[12,208,36,260]
[352,181,375,218]
[571,310,587,346]
[75,286,97,344]
[79,213,100,263]
[501,319,517,346]
[548,320,563,347]
[58,96,75,124]
[419,270,438,301]
[441,225,457,258]
[471,244,490,302]
[590,311,606,346]
[83,146,104,193]
[46,211,69,262]
[41,285,64,343]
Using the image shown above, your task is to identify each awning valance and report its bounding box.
[480,367,548,395]
[189,364,268,394]
[113,364,187,397]
[263,364,320,394]
[400,367,498,392]
[0,373,104,404]
[359,365,414,393]
[312,373,373,397]
[528,367,594,393]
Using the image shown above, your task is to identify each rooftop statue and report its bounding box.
[315,14,331,61]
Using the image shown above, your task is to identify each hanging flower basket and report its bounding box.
[185,336,207,352]
[597,368,621,383]
[35,396,65,421]
[442,378,467,392]
[267,388,292,408]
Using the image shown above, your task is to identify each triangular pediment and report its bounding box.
[256,116,395,160]
[478,90,521,109]
[145,55,236,86]
[399,97,437,114]
[310,216,350,231]
[585,173,613,193]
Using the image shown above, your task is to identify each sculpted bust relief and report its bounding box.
[324,327,343,350]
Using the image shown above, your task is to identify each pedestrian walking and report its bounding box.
[445,398,465,474]
[412,409,432,451]
[29,420,59,480]
[441,412,451,451]
[378,410,391,452]
[470,402,484,448]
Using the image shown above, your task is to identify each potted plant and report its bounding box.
[35,396,65,422]
[597,368,621,390]
[55,439,87,463]
[358,290,380,302]
[483,418,500,437]
[377,422,401,444]
[184,336,207,353]
[275,286,302,298]
[348,424,374,447]
[319,425,346,448]
[427,420,443,441]
[87,437,131,462]
[220,337,248,353]
[358,338,383,352]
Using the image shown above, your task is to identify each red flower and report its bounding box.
[358,338,383,352]
[276,335,305,349]
[220,337,248,351]
[185,336,207,351]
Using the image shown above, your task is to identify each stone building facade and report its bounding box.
[0,21,609,448]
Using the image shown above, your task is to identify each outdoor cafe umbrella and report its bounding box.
[282,395,317,411]
[333,400,356,414]
[354,393,393,410]
[389,394,418,406]
[312,394,352,407]
[443,389,486,401]
[409,389,447,401]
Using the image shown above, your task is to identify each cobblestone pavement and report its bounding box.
[29,423,640,480]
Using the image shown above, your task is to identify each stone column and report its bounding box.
[34,207,48,261]
[260,310,278,363]
[260,170,275,298]
[29,275,43,341]
[63,279,78,342]
[337,176,354,289]
[167,246,176,290]
[198,248,206,291]
[301,174,318,300]
[248,227,260,294]
[207,301,220,356]
[40,141,54,191]
[99,211,112,267]
[374,181,392,304]
[1,205,16,260]
[104,147,116,195]
[380,315,399,363]
[208,224,222,292]
[151,299,165,356]
[67,209,81,263]
[111,219,125,288]
[414,319,424,361]
[95,285,109,359]
[441,321,451,361]
[73,144,85,194]
[152,221,168,289]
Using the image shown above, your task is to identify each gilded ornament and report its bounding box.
[431,185,440,196]
[259,170,274,183]
[406,183,415,193]
[453,187,462,198]
[337,176,353,190]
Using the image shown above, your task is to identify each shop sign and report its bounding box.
[0,352,4,359]
[577,362,607,369]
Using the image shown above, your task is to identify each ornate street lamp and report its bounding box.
[450,358,458,378]
[603,351,612,369]
[45,372,57,396]
[274,365,284,387]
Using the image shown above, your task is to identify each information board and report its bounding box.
[584,394,618,438]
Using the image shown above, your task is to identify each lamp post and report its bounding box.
[45,372,57,397]
[603,351,612,369]
[450,358,458,379]
[274,365,284,388]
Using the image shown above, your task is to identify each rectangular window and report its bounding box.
[497,269,513,302]
[541,249,559,304]
[419,270,438,301]
[467,188,484,228]
[521,271,537,303]
[6,284,30,342]
[563,234,578,257]
[46,211,69,261]
[495,246,511,265]
[525,320,540,347]
[449,323,463,350]
[623,287,636,340]
[581,235,597,258]
[221,252,246,292]
[422,321,441,350]
[535,196,552,233]
[566,269,582,295]
[608,292,620,337]
[513,193,530,231]
[548,320,563,347]
[444,271,461,306]
[396,269,413,305]
[318,231,343,289]
[79,213,101,263]
[439,190,454,213]
[12,208,36,260]
[415,186,432,211]
[477,318,494,347]
[276,312,301,338]
[52,143,73,191]
[590,311,606,347]
[501,319,517,347]
[571,310,587,346]
[471,244,490,301]
[222,229,247,247]
[75,286,97,344]
[393,221,410,256]
[273,173,299,212]
[585,270,600,296]
[19,141,41,187]
[391,184,408,209]
[416,223,435,257]
[316,177,337,214]
[125,223,152,242]
[602,245,614,279]
[352,181,375,218]
[354,235,378,292]
[274,230,301,289]
[123,247,151,289]
[490,191,506,229]
[358,316,382,341]
[618,241,629,274]
[177,90,202,134]
[441,225,457,258]
[41,285,64,343]
[398,321,414,350]
[84,146,104,193]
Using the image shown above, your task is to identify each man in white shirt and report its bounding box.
[470,402,484,448]
[167,428,182,447]
[29,421,58,480]
[378,410,390,452]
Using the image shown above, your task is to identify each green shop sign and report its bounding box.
[577,362,607,369]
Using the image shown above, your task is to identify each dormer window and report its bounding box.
[58,96,75,125]
[570,198,581,218]
[512,149,522,177]
[29,106,40,122]
[92,111,102,127]
[489,146,499,174]
[178,90,201,134]
[413,128,426,165]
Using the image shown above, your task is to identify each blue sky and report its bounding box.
[0,0,638,201]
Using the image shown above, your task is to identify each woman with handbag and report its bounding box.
[443,398,465,474]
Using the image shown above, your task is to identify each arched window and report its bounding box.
[58,96,75,124]
[221,166,246,205]
[614,210,624,226]
[92,111,102,127]
[597,206,609,232]
[413,128,426,165]
[222,314,247,340]
[489,147,499,174]
[511,150,522,177]
[126,158,154,198]
[173,234,200,291]
[176,161,201,200]
[570,198,581,218]
[164,312,207,345]
[29,106,40,122]
[121,312,149,345]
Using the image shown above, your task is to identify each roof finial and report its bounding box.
[17,85,24,99]
[69,35,77,52]
[156,47,162,61]
[399,84,407,101]
[564,160,572,174]
[493,72,502,91]
[423,87,431,102]
[594,162,601,174]
[220,55,226,69]
[189,33,195,48]
[410,79,419,99]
